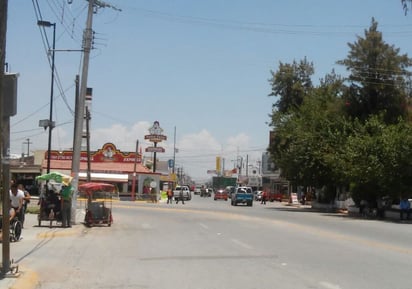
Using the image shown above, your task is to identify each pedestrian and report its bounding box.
[9,183,25,225]
[60,184,73,228]
[17,184,31,228]
[0,207,17,241]
[167,188,173,204]
[359,199,368,216]
[176,189,185,204]
[261,190,267,205]
[150,187,157,203]
[399,197,411,221]
[301,193,306,205]
[376,197,385,219]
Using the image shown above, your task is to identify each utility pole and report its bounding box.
[172,126,176,174]
[71,0,121,224]
[71,0,94,224]
[23,138,32,157]
[85,107,91,182]
[0,0,8,276]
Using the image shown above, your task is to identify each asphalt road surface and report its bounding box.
[2,196,412,289]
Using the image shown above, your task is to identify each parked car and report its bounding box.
[268,191,283,202]
[214,189,228,201]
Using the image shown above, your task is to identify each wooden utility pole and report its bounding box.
[71,0,121,223]
[71,0,95,223]
[23,138,32,157]
[0,0,12,278]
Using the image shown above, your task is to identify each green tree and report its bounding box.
[269,78,350,199]
[337,18,412,124]
[344,116,412,203]
[268,57,314,114]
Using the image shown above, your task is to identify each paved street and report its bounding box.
[1,197,412,289]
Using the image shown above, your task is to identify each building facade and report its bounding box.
[11,143,160,198]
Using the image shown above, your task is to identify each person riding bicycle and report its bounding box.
[10,183,24,224]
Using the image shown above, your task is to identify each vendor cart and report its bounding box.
[78,182,114,227]
[36,172,72,228]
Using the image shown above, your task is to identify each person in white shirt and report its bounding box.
[10,183,25,225]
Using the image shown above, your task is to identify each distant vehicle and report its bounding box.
[214,189,228,201]
[268,191,283,202]
[254,190,263,201]
[212,177,237,191]
[173,185,192,201]
[231,186,254,206]
[200,187,212,197]
[226,186,236,199]
[194,185,203,195]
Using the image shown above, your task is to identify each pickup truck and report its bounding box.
[231,186,254,206]
[173,185,192,202]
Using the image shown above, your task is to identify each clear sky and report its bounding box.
[6,0,412,181]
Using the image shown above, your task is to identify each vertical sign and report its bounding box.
[216,156,221,175]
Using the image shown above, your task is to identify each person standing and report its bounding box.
[60,184,73,228]
[176,189,185,205]
[399,197,411,221]
[167,188,173,204]
[10,183,25,225]
[261,190,267,205]
[17,184,31,228]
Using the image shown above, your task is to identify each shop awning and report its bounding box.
[78,172,128,182]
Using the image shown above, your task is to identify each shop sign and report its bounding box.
[145,146,165,153]
[145,121,167,143]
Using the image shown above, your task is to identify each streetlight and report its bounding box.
[37,20,56,173]
[131,139,139,201]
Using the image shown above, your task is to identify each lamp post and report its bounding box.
[37,20,56,173]
[131,139,139,201]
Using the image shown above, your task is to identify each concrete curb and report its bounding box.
[0,208,85,289]
[8,268,39,289]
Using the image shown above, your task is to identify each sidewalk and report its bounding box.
[0,208,85,289]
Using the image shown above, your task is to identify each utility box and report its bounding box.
[2,73,18,117]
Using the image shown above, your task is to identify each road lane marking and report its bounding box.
[199,223,209,230]
[231,238,253,249]
[123,203,412,255]
[319,281,342,289]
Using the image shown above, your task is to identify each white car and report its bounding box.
[194,185,203,195]
[254,190,263,201]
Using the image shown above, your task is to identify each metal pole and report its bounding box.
[86,107,91,182]
[131,139,138,201]
[72,0,94,224]
[172,126,176,174]
[153,142,157,173]
[0,0,11,277]
[46,23,56,173]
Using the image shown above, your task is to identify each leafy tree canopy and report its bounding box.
[337,18,412,124]
[268,57,314,114]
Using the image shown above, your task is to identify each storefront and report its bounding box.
[23,143,159,196]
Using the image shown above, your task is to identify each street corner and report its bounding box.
[37,225,80,239]
[5,267,39,289]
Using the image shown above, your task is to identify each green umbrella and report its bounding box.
[36,172,73,186]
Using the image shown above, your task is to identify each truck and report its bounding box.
[173,185,192,202]
[212,177,237,190]
[231,186,254,206]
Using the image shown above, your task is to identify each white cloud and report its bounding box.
[13,121,266,182]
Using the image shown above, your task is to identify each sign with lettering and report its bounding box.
[145,121,167,144]
[46,143,142,163]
